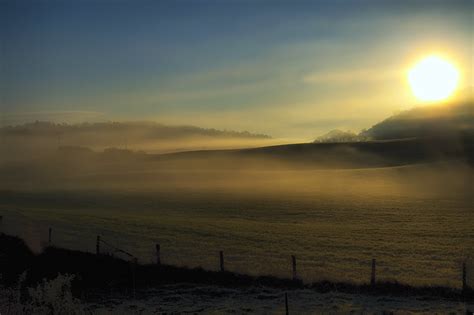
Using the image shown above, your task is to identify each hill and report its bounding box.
[0,121,271,140]
[158,137,474,169]
[0,121,274,155]
[1,102,473,173]
[361,101,474,140]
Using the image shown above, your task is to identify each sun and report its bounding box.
[408,55,459,102]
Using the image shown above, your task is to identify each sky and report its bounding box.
[1,0,472,140]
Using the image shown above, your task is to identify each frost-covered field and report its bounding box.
[88,284,474,314]
[2,278,472,314]
[1,165,473,289]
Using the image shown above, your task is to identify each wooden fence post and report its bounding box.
[285,292,289,315]
[156,244,161,265]
[463,262,467,292]
[291,255,297,281]
[132,257,137,299]
[371,258,376,286]
[96,235,100,255]
[219,251,224,272]
[48,227,52,245]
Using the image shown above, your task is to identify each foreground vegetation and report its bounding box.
[1,233,472,306]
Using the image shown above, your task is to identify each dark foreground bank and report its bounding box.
[1,233,472,303]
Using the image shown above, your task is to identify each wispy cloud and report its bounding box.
[303,68,401,84]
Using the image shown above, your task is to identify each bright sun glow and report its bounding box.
[408,55,459,102]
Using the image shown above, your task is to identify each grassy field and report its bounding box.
[1,163,472,288]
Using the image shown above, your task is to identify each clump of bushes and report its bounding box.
[0,272,87,315]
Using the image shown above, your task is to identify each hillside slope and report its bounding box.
[157,136,474,169]
[361,102,473,140]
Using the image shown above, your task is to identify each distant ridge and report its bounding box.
[0,121,271,140]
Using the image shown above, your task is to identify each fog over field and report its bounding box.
[1,164,473,287]
[0,121,280,156]
[1,102,473,290]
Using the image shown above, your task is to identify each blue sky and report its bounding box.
[1,0,471,139]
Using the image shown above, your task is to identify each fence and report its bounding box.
[43,225,471,293]
[1,214,472,292]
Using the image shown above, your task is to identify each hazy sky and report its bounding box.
[1,0,472,139]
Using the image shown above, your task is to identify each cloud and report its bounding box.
[302,68,401,84]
